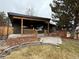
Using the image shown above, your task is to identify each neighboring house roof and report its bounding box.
[8,12,50,22]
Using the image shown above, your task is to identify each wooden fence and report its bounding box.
[0,26,13,36]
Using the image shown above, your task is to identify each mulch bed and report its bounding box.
[6,35,38,47]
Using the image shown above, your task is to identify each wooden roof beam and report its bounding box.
[13,16,49,23]
[13,16,27,19]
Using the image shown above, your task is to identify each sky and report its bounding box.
[0,0,53,18]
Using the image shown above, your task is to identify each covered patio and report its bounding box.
[8,12,51,35]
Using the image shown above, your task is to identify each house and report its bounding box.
[5,12,58,46]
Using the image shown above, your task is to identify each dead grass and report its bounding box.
[5,40,79,59]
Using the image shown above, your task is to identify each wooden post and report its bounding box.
[7,19,9,39]
[21,18,23,34]
[48,22,49,35]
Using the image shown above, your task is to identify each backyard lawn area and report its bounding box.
[5,39,79,59]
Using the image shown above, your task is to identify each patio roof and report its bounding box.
[8,12,50,22]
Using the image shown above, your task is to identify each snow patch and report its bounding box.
[40,37,62,45]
